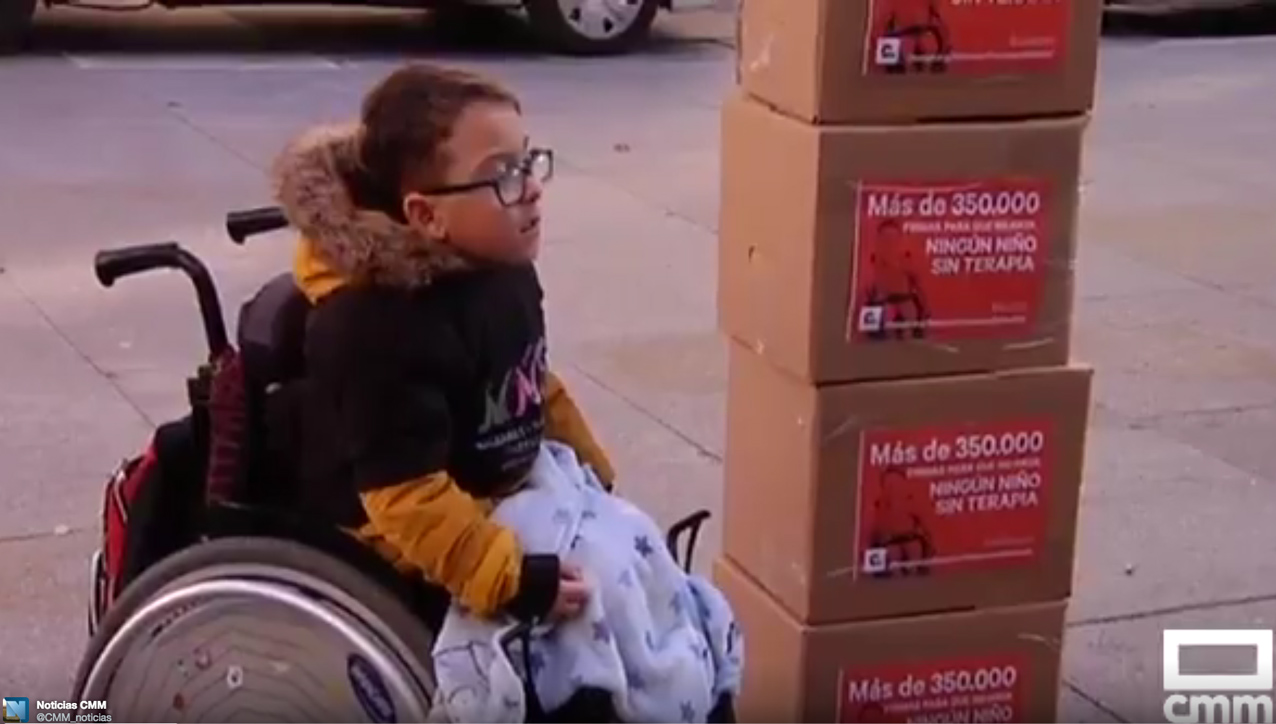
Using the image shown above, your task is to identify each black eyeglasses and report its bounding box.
[424,147,554,207]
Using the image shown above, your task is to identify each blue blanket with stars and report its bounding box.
[428,441,744,723]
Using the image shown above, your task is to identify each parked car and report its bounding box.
[0,0,716,55]
[1105,0,1271,10]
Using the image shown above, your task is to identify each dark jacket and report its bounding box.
[271,125,615,620]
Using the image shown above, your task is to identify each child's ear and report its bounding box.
[402,192,446,239]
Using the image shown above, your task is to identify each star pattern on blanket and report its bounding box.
[527,649,546,676]
[592,620,612,643]
[635,535,654,557]
[430,443,744,723]
[695,593,711,620]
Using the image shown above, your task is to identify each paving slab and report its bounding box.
[1066,600,1276,722]
[1149,403,1276,481]
[1083,203,1276,289]
[1074,288,1276,418]
[1073,242,1206,302]
[8,228,294,422]
[1059,686,1124,724]
[1238,282,1276,309]
[583,145,723,232]
[1073,421,1276,623]
[0,279,150,540]
[0,59,159,123]
[567,331,727,461]
[537,191,718,344]
[0,530,97,698]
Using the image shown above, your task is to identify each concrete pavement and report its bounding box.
[2,6,1276,722]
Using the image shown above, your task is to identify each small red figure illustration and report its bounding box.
[866,466,935,578]
[862,218,929,341]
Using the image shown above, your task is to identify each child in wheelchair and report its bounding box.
[267,63,742,722]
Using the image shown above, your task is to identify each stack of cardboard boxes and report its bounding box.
[714,1,1103,721]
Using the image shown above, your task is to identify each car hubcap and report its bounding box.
[555,0,645,40]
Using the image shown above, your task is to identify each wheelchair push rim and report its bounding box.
[75,538,436,723]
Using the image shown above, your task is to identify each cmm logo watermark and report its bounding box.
[1163,629,1274,723]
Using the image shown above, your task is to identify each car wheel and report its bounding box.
[524,0,660,55]
[0,0,37,54]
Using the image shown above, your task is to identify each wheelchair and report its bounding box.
[72,207,718,723]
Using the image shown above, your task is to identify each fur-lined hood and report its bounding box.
[271,124,469,299]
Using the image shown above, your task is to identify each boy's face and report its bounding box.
[403,101,544,265]
[876,470,912,511]
[875,223,901,269]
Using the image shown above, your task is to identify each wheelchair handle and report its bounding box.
[94,242,184,287]
[93,242,230,358]
[226,206,289,244]
[666,509,711,574]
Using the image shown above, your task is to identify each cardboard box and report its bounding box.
[716,556,1065,723]
[736,0,1102,124]
[718,93,1086,384]
[722,343,1092,624]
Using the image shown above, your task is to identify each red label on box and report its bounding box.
[846,178,1051,343]
[855,419,1052,579]
[863,0,1071,76]
[837,654,1029,723]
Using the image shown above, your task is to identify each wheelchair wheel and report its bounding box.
[72,537,438,723]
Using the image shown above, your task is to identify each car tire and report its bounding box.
[0,0,37,54]
[524,0,660,55]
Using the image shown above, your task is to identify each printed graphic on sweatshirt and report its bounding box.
[477,337,548,473]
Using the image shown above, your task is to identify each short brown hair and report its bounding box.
[352,63,520,217]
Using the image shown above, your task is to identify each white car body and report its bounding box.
[661,0,717,10]
[469,0,717,12]
[1106,0,1270,10]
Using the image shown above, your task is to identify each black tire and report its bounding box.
[524,0,660,55]
[0,0,36,54]
[71,536,438,707]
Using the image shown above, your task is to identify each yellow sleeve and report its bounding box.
[543,370,617,490]
[359,472,522,617]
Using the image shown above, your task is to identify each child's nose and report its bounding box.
[524,175,545,203]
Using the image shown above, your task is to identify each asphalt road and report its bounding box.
[3,6,1276,722]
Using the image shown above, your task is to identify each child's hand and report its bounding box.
[550,563,590,619]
